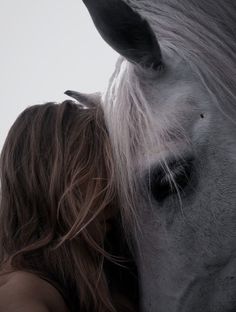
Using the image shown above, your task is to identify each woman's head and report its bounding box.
[0,99,119,311]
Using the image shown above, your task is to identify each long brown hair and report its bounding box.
[0,100,136,311]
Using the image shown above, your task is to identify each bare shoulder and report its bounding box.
[0,271,70,312]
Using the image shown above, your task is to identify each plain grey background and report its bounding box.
[0,0,117,151]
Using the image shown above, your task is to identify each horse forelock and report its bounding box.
[103,60,189,237]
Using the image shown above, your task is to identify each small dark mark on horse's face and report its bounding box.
[200,113,205,118]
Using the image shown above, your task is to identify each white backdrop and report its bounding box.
[0,0,118,151]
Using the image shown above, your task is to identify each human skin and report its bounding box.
[0,271,69,312]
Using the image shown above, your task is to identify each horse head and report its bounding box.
[75,1,236,311]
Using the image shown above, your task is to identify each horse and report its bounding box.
[66,0,236,311]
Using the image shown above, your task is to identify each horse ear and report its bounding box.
[82,0,162,70]
[64,90,101,107]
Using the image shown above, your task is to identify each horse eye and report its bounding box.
[147,156,194,202]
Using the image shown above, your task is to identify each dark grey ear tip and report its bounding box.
[64,90,101,107]
[64,90,89,107]
[64,90,74,96]
[64,90,84,101]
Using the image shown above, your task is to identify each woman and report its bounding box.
[0,99,138,311]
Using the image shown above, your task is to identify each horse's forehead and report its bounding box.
[109,58,210,130]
